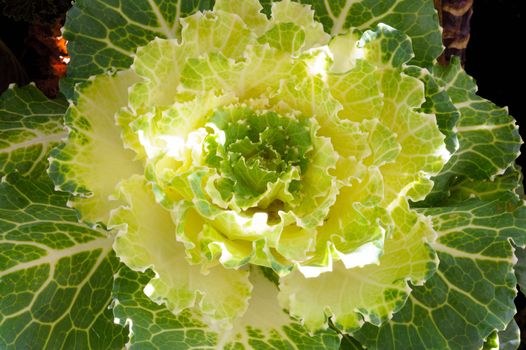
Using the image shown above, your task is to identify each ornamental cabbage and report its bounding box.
[0,0,524,349]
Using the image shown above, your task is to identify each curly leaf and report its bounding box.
[113,265,341,349]
[278,198,437,332]
[49,71,143,224]
[282,0,442,66]
[109,175,252,329]
[61,0,214,98]
[422,57,522,205]
[355,176,526,349]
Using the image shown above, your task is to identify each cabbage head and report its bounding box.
[0,0,524,349]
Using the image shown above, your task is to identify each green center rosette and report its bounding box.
[49,0,448,341]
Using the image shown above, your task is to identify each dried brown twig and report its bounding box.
[434,0,474,65]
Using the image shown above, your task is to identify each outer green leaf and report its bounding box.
[515,246,526,293]
[404,65,459,154]
[0,172,126,350]
[482,318,520,350]
[61,0,214,98]
[496,318,520,350]
[355,190,526,349]
[423,57,522,205]
[361,27,447,206]
[445,165,523,205]
[0,85,67,177]
[339,334,365,350]
[282,0,442,66]
[113,265,341,349]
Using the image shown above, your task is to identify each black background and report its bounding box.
[466,0,523,167]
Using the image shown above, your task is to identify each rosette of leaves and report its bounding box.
[50,0,449,338]
[0,0,524,349]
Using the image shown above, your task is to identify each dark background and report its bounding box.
[466,0,523,152]
[0,0,525,347]
[467,0,522,119]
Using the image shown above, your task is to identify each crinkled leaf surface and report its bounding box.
[0,172,126,349]
[0,85,67,177]
[62,0,442,99]
[422,57,522,205]
[404,65,459,154]
[0,86,126,349]
[355,188,526,349]
[113,265,341,349]
[61,0,214,98]
[1,1,523,350]
[110,175,253,329]
[108,174,340,348]
[353,59,526,349]
[259,0,443,66]
[278,198,437,333]
[49,71,143,225]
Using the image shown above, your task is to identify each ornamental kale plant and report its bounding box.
[0,0,524,349]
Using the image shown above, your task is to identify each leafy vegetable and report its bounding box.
[0,0,523,349]
[0,86,126,349]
